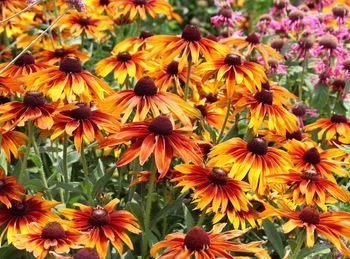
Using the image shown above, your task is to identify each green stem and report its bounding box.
[19,126,32,185]
[216,98,231,144]
[0,0,41,25]
[299,52,308,101]
[0,8,68,75]
[80,141,92,203]
[292,230,305,259]
[184,55,192,101]
[80,31,86,51]
[196,208,207,226]
[63,133,69,201]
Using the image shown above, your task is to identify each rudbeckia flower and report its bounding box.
[13,221,81,259]
[278,206,350,257]
[51,102,120,151]
[147,25,229,67]
[173,165,251,213]
[100,115,202,177]
[198,52,267,97]
[151,224,270,259]
[0,0,26,13]
[0,126,27,162]
[95,51,146,84]
[25,56,112,102]
[284,139,348,182]
[0,52,50,77]
[209,137,292,194]
[268,170,349,211]
[98,76,199,125]
[221,33,282,67]
[0,193,60,245]
[0,168,24,209]
[304,114,350,144]
[0,91,57,130]
[112,30,154,53]
[59,198,141,259]
[85,0,118,14]
[0,76,24,96]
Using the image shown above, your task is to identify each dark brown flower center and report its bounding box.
[0,179,5,190]
[148,116,173,135]
[133,0,146,5]
[89,208,110,226]
[246,33,260,44]
[271,39,284,51]
[206,93,218,103]
[184,226,211,251]
[9,201,28,216]
[342,58,350,71]
[207,167,228,185]
[274,0,288,9]
[218,6,232,18]
[301,170,321,181]
[116,52,132,62]
[286,130,303,141]
[251,200,265,212]
[139,30,154,39]
[291,102,306,117]
[288,10,304,21]
[99,0,110,5]
[14,52,35,66]
[224,54,242,66]
[203,143,212,155]
[206,34,218,42]
[261,82,270,90]
[59,56,82,73]
[332,4,348,18]
[54,48,67,58]
[78,16,91,26]
[302,147,320,165]
[182,25,201,42]
[260,14,272,23]
[74,248,100,259]
[69,103,91,120]
[268,59,279,69]
[254,90,273,105]
[196,105,208,117]
[330,114,347,123]
[166,61,179,75]
[299,206,320,224]
[134,76,158,96]
[332,78,345,91]
[298,36,314,50]
[247,137,268,155]
[23,91,46,108]
[319,34,338,50]
[0,96,11,105]
[41,222,66,240]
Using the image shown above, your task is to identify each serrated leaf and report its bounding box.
[263,219,286,258]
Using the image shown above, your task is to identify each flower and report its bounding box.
[0,193,60,245]
[85,0,118,14]
[59,198,141,259]
[284,139,348,182]
[95,51,146,84]
[0,91,57,130]
[13,221,82,259]
[111,30,154,53]
[0,52,50,77]
[268,170,349,210]
[0,76,24,96]
[25,56,112,102]
[208,137,292,194]
[0,168,24,208]
[51,102,119,151]
[303,114,350,144]
[210,6,242,28]
[64,0,87,12]
[0,126,27,162]
[150,224,270,259]
[98,76,199,125]
[311,34,347,59]
[100,115,202,177]
[278,206,350,257]
[172,165,251,213]
[147,25,229,67]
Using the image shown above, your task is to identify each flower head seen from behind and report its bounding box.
[59,198,141,259]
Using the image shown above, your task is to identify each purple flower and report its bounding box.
[65,0,86,12]
[210,5,242,28]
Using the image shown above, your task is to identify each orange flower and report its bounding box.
[25,56,112,102]
[0,168,24,208]
[98,76,199,125]
[221,33,282,67]
[85,0,119,14]
[95,51,146,84]
[100,115,202,177]
[147,25,229,67]
[304,114,350,144]
[0,91,57,130]
[0,52,50,77]
[259,128,310,146]
[0,76,24,96]
[284,139,348,182]
[0,193,60,245]
[0,0,26,13]
[198,52,267,97]
[13,221,81,259]
[112,30,154,53]
[268,170,349,210]
[151,224,270,259]
[59,198,141,259]
[51,102,119,151]
[278,206,350,257]
[209,137,292,194]
[0,126,27,162]
[172,165,251,213]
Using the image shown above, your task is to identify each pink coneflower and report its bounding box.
[210,3,242,28]
[331,4,349,26]
[290,35,314,58]
[270,0,291,16]
[305,0,335,11]
[311,34,347,59]
[291,102,317,128]
[334,58,350,78]
[257,56,287,76]
[285,10,306,33]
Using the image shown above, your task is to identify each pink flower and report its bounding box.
[64,0,86,12]
[210,7,242,28]
[310,34,348,59]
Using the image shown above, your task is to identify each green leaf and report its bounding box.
[263,219,285,258]
[334,100,347,114]
[92,170,115,197]
[312,84,329,110]
[298,244,330,258]
[0,151,7,174]
[28,153,42,168]
[0,246,33,258]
